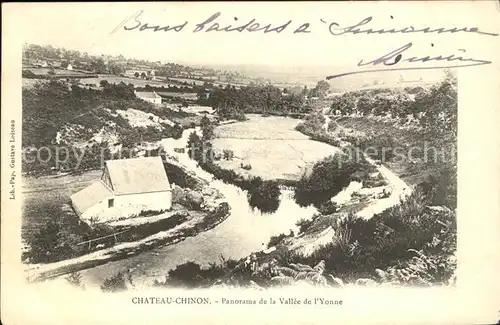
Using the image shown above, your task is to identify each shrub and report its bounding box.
[65,272,84,288]
[296,218,314,234]
[418,165,457,210]
[241,163,252,170]
[294,154,358,208]
[166,262,203,288]
[223,149,234,160]
[267,233,288,248]
[100,272,128,292]
[317,200,338,215]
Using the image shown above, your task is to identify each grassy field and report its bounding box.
[80,75,173,87]
[25,68,89,76]
[212,115,340,181]
[183,105,214,115]
[157,92,198,101]
[22,171,101,242]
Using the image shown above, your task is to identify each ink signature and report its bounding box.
[326,16,499,37]
[326,42,492,80]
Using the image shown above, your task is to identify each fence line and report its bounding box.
[76,228,131,249]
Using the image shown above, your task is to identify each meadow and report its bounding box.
[22,171,101,243]
[80,75,172,87]
[212,115,340,181]
[26,68,89,76]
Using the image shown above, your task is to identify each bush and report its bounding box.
[294,154,359,208]
[267,233,288,248]
[223,149,234,160]
[65,272,84,288]
[418,165,457,210]
[155,257,240,288]
[317,201,338,215]
[166,261,203,288]
[100,272,128,292]
[296,218,314,234]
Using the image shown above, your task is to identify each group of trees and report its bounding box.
[206,79,334,120]
[307,80,330,99]
[294,151,368,209]
[330,71,457,128]
[207,84,305,120]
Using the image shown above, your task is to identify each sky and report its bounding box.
[8,1,499,86]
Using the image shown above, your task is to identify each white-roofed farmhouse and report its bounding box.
[70,156,172,224]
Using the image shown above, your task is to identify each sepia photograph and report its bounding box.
[20,44,458,291]
[2,2,499,325]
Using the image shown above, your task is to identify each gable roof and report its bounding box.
[135,91,162,99]
[70,180,113,217]
[105,156,171,195]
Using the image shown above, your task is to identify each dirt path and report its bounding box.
[288,115,414,255]
[357,156,412,219]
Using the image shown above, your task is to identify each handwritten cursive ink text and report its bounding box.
[327,16,499,37]
[111,10,187,34]
[326,42,492,79]
[193,12,292,33]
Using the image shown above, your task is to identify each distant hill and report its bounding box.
[202,64,452,90]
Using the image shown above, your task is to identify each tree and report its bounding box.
[309,80,330,99]
[90,58,106,73]
[330,93,356,115]
[187,131,204,162]
[249,181,281,213]
[99,80,110,88]
[140,72,147,79]
[109,64,124,76]
[200,115,214,141]
[134,72,139,78]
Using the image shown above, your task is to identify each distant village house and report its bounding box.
[70,156,172,224]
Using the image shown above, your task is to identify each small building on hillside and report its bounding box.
[67,64,73,71]
[134,91,162,105]
[70,156,172,224]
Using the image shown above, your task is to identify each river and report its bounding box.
[80,122,335,288]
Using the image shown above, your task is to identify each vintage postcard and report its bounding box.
[1,1,499,325]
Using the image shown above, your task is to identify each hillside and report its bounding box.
[21,80,198,176]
